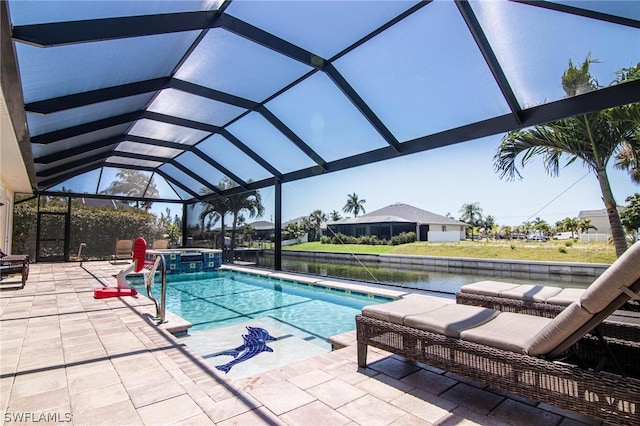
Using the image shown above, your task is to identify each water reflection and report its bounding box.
[256,257,594,295]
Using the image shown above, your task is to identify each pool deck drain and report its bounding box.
[0,261,601,425]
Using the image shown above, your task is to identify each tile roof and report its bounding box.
[331,202,465,226]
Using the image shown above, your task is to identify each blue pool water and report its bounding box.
[129,270,391,341]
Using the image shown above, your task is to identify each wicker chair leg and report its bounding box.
[358,342,368,368]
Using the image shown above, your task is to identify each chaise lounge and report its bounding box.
[111,239,133,264]
[356,242,640,425]
[0,250,29,289]
[456,279,640,343]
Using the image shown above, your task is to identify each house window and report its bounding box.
[442,226,447,232]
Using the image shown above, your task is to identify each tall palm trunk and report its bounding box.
[219,216,225,257]
[596,168,628,257]
[229,213,238,263]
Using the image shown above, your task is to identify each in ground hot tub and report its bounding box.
[146,249,221,274]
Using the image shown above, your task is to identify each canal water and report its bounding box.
[253,256,594,295]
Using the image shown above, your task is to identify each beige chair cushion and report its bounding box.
[545,288,585,306]
[460,312,552,354]
[579,242,640,314]
[459,281,519,297]
[404,304,500,338]
[499,284,562,302]
[362,296,446,324]
[525,302,593,356]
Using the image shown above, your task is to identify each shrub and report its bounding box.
[565,240,574,247]
[359,235,380,245]
[323,232,414,246]
[390,232,416,246]
[559,246,568,253]
[328,232,357,244]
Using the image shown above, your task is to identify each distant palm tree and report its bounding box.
[100,169,159,210]
[562,217,579,238]
[329,210,342,222]
[199,177,264,261]
[577,218,597,235]
[300,217,313,238]
[482,215,496,239]
[308,210,327,241]
[199,197,227,249]
[494,57,639,257]
[343,193,366,218]
[501,225,512,239]
[532,217,550,238]
[225,184,264,260]
[459,202,483,240]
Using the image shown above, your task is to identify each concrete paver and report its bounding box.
[0,262,604,425]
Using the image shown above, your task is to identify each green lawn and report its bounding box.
[283,240,617,264]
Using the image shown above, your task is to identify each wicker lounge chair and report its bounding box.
[0,250,29,289]
[356,242,640,425]
[456,280,640,343]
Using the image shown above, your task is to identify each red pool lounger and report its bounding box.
[94,287,138,298]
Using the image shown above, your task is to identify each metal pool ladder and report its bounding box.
[144,251,167,324]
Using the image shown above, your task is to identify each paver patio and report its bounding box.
[1,262,602,425]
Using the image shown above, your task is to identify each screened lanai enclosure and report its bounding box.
[1,0,639,266]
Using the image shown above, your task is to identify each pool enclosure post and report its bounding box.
[274,180,282,271]
[182,203,188,248]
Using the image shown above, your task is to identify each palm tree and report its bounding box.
[532,217,550,239]
[343,193,366,218]
[199,197,227,249]
[459,202,483,240]
[501,225,512,240]
[562,217,579,239]
[100,169,159,210]
[577,218,597,236]
[225,183,265,261]
[308,210,327,241]
[494,57,639,257]
[610,66,640,183]
[329,210,342,222]
[482,215,496,239]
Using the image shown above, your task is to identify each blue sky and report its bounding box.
[262,136,639,227]
[155,133,638,228]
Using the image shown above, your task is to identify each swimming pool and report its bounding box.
[129,270,391,347]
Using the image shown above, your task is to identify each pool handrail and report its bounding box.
[145,250,167,324]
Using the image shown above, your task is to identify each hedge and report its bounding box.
[12,201,164,261]
[321,231,416,246]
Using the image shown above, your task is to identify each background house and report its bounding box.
[246,220,275,241]
[578,209,611,235]
[577,208,626,242]
[327,202,466,242]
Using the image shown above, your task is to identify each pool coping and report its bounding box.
[220,264,442,301]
